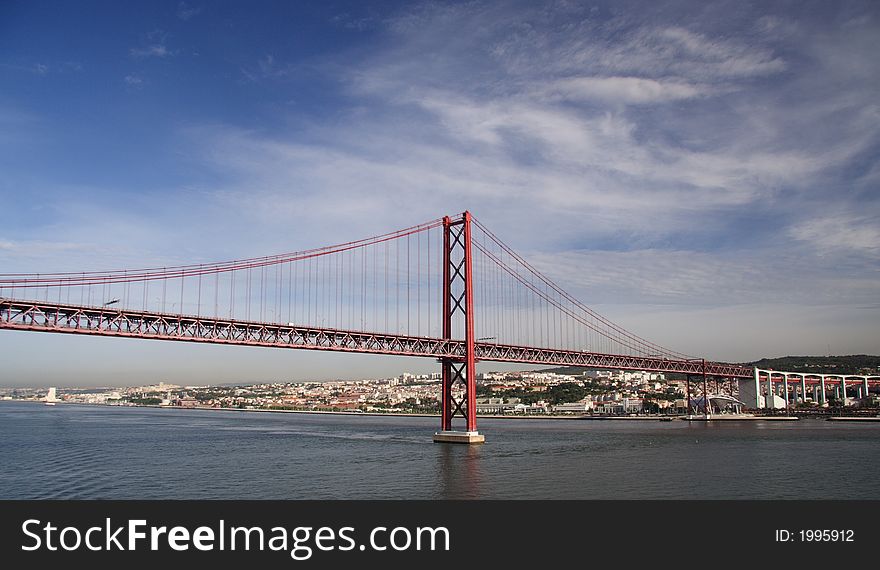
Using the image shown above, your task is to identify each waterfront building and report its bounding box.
[552,401,593,414]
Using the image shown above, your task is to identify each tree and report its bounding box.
[545,383,588,404]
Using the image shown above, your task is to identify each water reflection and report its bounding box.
[437,443,483,499]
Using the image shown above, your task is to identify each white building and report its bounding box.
[552,401,593,414]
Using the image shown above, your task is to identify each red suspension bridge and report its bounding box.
[0,212,753,442]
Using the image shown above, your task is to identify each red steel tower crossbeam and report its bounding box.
[436,212,482,443]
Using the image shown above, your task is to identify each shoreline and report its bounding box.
[1,400,612,420]
[2,400,677,420]
[7,400,873,422]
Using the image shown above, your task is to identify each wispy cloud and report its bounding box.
[652,26,786,78]
[0,239,90,255]
[528,246,880,307]
[124,74,145,88]
[177,2,203,21]
[790,213,880,256]
[130,30,174,59]
[537,76,707,105]
[258,54,276,76]
[130,44,171,59]
[0,61,82,75]
[239,54,302,82]
[330,12,377,31]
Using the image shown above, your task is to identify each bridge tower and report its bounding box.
[433,212,485,444]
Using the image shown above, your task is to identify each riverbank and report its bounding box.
[687,414,798,421]
[3,400,669,421]
[827,416,880,422]
[6,400,875,422]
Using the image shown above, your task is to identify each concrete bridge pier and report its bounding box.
[784,376,792,410]
[739,372,760,409]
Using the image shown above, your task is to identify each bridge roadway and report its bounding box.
[0,299,753,378]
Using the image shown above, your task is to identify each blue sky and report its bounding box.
[1,0,878,386]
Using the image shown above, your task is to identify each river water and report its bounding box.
[1,402,878,499]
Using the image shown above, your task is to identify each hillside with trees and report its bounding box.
[538,355,880,376]
[748,355,880,375]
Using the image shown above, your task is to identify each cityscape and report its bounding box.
[1,369,673,415]
[5,362,880,418]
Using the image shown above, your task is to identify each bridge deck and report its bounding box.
[0,299,753,378]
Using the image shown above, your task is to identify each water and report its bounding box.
[1,401,878,499]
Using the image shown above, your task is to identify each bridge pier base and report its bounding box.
[433,431,485,444]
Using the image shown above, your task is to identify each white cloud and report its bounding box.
[655,27,786,77]
[330,12,376,31]
[790,214,880,256]
[177,2,202,21]
[124,74,145,87]
[481,15,788,85]
[538,76,706,105]
[527,247,880,308]
[239,54,302,82]
[130,45,171,59]
[130,30,174,59]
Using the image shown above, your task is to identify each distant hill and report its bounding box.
[537,355,880,377]
[748,355,880,375]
